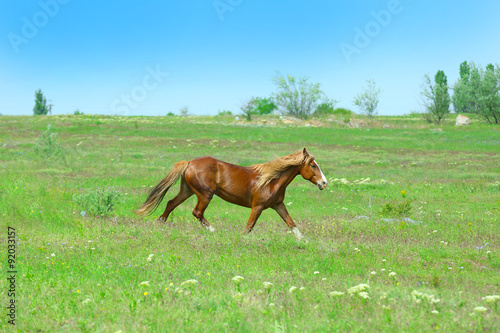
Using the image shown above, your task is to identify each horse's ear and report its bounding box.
[303,148,309,156]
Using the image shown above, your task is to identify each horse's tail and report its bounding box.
[135,160,190,217]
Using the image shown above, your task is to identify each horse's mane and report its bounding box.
[251,150,312,188]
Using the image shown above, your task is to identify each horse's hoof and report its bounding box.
[154,217,165,224]
[291,227,304,240]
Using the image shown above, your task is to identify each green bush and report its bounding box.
[218,110,232,116]
[253,97,277,115]
[314,102,334,117]
[73,187,122,217]
[34,125,65,160]
[380,199,412,218]
[331,108,353,117]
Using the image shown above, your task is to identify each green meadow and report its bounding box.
[0,114,499,332]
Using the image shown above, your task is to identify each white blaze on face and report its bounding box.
[314,161,328,187]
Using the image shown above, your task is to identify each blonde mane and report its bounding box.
[251,151,312,188]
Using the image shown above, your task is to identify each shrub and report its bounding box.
[34,125,65,160]
[218,110,232,116]
[380,199,412,218]
[73,187,122,217]
[331,108,353,117]
[313,99,339,117]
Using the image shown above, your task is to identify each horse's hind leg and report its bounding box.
[157,179,193,222]
[192,194,215,232]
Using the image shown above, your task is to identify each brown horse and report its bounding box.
[135,148,327,239]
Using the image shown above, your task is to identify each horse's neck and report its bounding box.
[275,164,301,189]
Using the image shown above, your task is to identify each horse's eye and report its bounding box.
[311,164,316,168]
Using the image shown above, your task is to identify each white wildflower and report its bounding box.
[474,306,488,313]
[347,283,369,295]
[329,291,345,297]
[388,272,397,277]
[146,254,154,262]
[370,271,377,275]
[231,276,245,284]
[180,279,198,287]
[429,297,440,304]
[82,298,92,304]
[263,282,273,290]
[431,310,439,314]
[139,281,150,287]
[314,271,319,274]
[289,286,298,293]
[359,292,370,299]
[482,295,500,303]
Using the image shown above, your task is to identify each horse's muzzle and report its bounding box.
[317,181,327,190]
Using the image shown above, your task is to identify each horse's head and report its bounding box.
[299,148,328,190]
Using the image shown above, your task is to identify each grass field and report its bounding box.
[1,114,499,332]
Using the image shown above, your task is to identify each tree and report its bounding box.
[452,62,500,124]
[421,70,451,124]
[272,72,324,119]
[453,61,481,114]
[33,89,49,115]
[240,97,277,120]
[253,97,277,115]
[353,79,382,117]
[179,106,189,116]
[452,61,472,113]
[469,65,482,113]
[477,64,500,124]
[240,99,256,121]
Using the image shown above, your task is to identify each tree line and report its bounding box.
[423,61,500,124]
[32,61,499,124]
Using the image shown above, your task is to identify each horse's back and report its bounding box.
[185,156,257,207]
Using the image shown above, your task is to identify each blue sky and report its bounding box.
[1,0,499,116]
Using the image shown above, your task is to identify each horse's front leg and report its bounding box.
[242,206,264,234]
[272,202,303,240]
